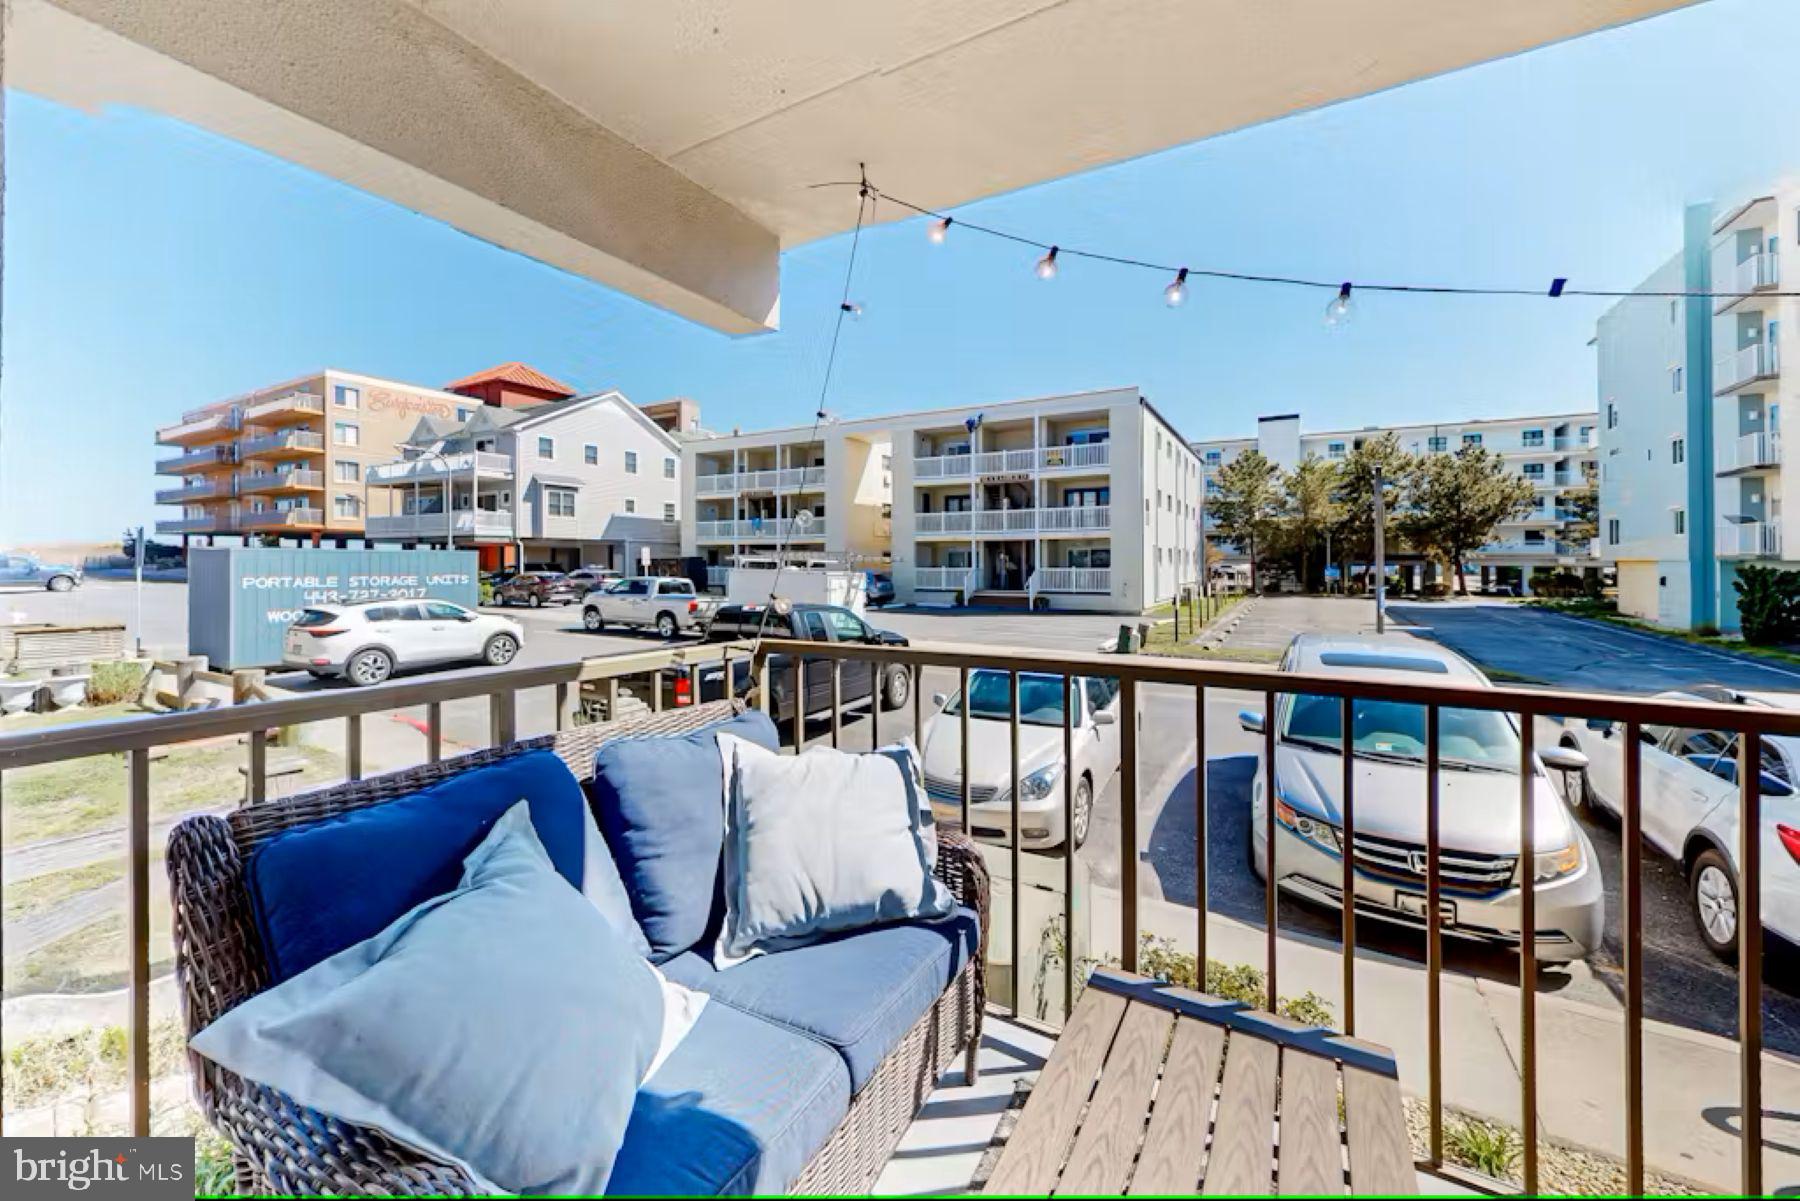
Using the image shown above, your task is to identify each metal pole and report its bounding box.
[132,525,145,655]
[1372,466,1387,633]
[444,452,455,550]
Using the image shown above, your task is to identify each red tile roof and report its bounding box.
[443,361,576,397]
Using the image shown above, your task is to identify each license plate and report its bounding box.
[285,634,303,654]
[1395,891,1456,923]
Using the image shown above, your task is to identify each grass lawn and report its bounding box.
[1138,593,1269,661]
[2,859,143,923]
[4,891,177,998]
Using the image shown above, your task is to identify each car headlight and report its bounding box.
[1020,764,1062,802]
[1527,840,1582,883]
[1274,795,1341,853]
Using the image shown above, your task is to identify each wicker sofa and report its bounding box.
[167,700,990,1196]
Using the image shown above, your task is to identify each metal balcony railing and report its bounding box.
[916,506,1110,535]
[240,507,325,528]
[240,430,326,458]
[693,517,826,541]
[241,392,325,424]
[155,444,238,474]
[155,478,237,504]
[915,441,1111,480]
[1032,566,1111,592]
[366,451,513,484]
[365,510,515,540]
[239,469,324,494]
[1717,252,1780,313]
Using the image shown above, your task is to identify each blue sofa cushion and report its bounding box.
[246,749,632,983]
[588,709,780,961]
[605,994,850,1196]
[661,907,979,1093]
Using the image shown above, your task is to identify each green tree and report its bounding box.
[1401,445,1535,594]
[1559,476,1599,548]
[1328,433,1412,591]
[1281,455,1341,592]
[1733,565,1800,645]
[1208,450,1282,593]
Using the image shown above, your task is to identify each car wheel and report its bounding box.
[346,648,394,687]
[882,665,911,711]
[1690,848,1740,962]
[1556,739,1597,810]
[47,575,74,593]
[656,613,678,640]
[483,633,520,667]
[528,593,542,609]
[1070,774,1094,850]
[583,607,604,632]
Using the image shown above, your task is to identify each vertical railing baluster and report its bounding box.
[792,657,804,753]
[555,682,569,732]
[910,664,922,756]
[871,655,882,751]
[1195,683,1208,973]
[959,666,971,834]
[756,652,772,720]
[1426,702,1443,1166]
[1064,673,1077,1021]
[651,667,665,713]
[427,701,443,763]
[1341,694,1356,1036]
[688,663,703,710]
[1624,719,1645,1196]
[1262,687,1276,1008]
[1121,675,1140,974]
[1519,713,1539,1196]
[248,728,268,805]
[490,689,517,745]
[1009,669,1022,1016]
[1741,728,1764,1196]
[346,713,363,781]
[830,662,842,748]
[126,746,151,1136]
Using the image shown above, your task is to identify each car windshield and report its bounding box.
[1281,694,1519,771]
[945,670,1069,727]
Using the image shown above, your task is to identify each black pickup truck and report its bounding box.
[675,602,912,721]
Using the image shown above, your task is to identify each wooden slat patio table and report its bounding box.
[985,969,1414,1195]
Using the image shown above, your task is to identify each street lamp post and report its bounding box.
[1372,466,1387,634]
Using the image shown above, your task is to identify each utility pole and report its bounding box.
[1372,466,1387,633]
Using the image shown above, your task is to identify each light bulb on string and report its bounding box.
[840,301,864,320]
[1035,246,1059,280]
[1324,282,1353,328]
[1164,268,1189,308]
[928,217,952,245]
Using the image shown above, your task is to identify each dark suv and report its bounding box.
[492,571,577,608]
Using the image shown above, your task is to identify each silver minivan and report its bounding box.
[1239,634,1604,962]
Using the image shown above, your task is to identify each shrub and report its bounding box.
[479,579,495,605]
[86,660,150,706]
[1444,1113,1522,1181]
[1733,564,1800,645]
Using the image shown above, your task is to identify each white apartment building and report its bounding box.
[364,391,684,573]
[681,387,1201,612]
[1193,411,1600,592]
[1598,193,1796,632]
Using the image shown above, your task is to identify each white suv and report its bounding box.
[283,599,524,686]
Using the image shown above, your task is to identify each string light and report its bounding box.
[840,300,864,319]
[1324,282,1353,327]
[1164,267,1190,308]
[928,216,953,244]
[1035,246,1060,280]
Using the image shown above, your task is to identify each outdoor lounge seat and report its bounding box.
[168,699,989,1197]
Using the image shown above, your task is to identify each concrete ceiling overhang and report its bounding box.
[10,0,1693,334]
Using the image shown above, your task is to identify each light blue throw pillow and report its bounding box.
[192,802,664,1196]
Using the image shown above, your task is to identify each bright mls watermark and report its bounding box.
[4,1138,193,1199]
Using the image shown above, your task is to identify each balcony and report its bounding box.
[155,443,238,474]
[366,451,514,484]
[915,441,1111,480]
[155,477,237,504]
[240,429,326,459]
[240,468,325,494]
[242,391,326,425]
[240,506,326,529]
[366,509,516,540]
[913,565,972,591]
[1553,431,1596,451]
[1033,566,1111,593]
[1716,251,1780,314]
[915,506,1111,536]
[1719,430,1783,474]
[693,517,826,542]
[1719,519,1782,558]
[153,514,230,534]
[155,407,242,446]
[1474,539,1557,556]
[1715,342,1779,395]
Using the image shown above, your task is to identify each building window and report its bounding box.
[1427,435,1447,453]
[545,486,577,518]
[1672,437,1686,464]
[664,457,676,479]
[624,498,637,514]
[625,450,639,474]
[1522,428,1544,447]
[333,385,360,409]
[1205,450,1221,465]
[1606,403,1618,430]
[1462,432,1482,447]
[1607,518,1621,545]
[1671,366,1683,393]
[334,461,360,483]
[1522,462,1545,479]
[537,436,555,459]
[584,444,598,465]
[663,502,676,522]
[1326,441,1346,459]
[333,494,360,518]
[455,406,472,421]
[1674,509,1686,535]
[333,421,359,447]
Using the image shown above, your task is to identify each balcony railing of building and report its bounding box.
[241,507,326,529]
[240,430,327,458]
[1721,430,1784,474]
[1719,519,1783,558]
[156,407,243,446]
[242,391,326,424]
[693,466,826,495]
[155,443,239,475]
[1032,566,1112,593]
[1717,252,1780,313]
[153,514,232,534]
[1716,342,1780,394]
[1553,432,1596,451]
[693,517,827,541]
[240,469,325,494]
[914,565,974,591]
[706,564,730,588]
[366,451,514,484]
[11,636,1783,1195]
[915,506,1111,535]
[155,478,237,505]
[366,510,516,540]
[915,441,1111,480]
[1476,539,1558,555]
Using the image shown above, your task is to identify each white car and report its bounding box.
[1551,685,1800,959]
[1242,635,1604,963]
[582,577,715,639]
[919,669,1122,850]
[283,599,524,687]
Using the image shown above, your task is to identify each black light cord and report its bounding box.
[810,177,1800,302]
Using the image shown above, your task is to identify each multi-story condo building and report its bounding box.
[364,386,685,573]
[682,387,1201,612]
[154,370,480,548]
[1192,411,1600,592]
[1598,194,1796,632]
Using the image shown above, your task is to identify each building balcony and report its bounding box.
[693,467,825,495]
[914,506,1111,536]
[1474,539,1558,556]
[240,468,326,495]
[241,507,326,530]
[240,430,326,459]
[155,443,239,475]
[156,407,243,446]
[1719,430,1782,475]
[366,510,516,541]
[914,441,1110,481]
[1033,566,1112,593]
[155,478,237,505]
[366,451,514,484]
[1715,342,1779,395]
[242,391,325,425]
[1553,432,1596,451]
[913,566,972,591]
[154,514,232,534]
[693,517,826,542]
[1719,519,1782,558]
[1716,251,1780,314]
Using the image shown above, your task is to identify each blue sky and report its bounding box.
[5,0,1799,542]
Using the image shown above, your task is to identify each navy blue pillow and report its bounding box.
[587,709,779,962]
[246,750,589,983]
